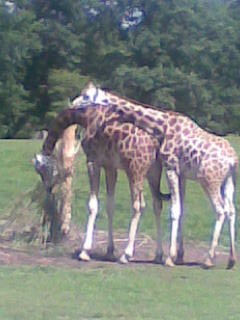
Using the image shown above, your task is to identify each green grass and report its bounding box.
[0,140,41,212]
[0,265,240,320]
[1,138,239,244]
[0,137,240,320]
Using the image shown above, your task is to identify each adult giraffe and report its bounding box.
[77,83,238,268]
[34,102,170,264]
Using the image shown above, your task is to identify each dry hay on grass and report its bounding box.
[0,179,79,245]
[0,182,47,245]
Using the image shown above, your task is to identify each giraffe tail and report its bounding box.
[158,191,171,201]
[221,161,238,203]
[231,162,238,202]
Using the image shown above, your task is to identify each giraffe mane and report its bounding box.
[102,88,183,116]
[79,83,181,117]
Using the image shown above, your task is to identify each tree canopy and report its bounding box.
[0,0,239,137]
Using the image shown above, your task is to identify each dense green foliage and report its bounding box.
[0,0,240,137]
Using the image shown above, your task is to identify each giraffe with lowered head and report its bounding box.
[34,94,170,263]
[77,83,238,268]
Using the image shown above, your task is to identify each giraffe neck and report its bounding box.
[42,106,107,156]
[95,89,199,140]
[43,109,81,156]
[110,102,169,141]
[77,84,170,140]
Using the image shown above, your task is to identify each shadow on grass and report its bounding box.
[72,249,203,268]
[131,260,202,267]
[72,249,117,263]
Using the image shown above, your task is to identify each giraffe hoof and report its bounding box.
[227,258,236,270]
[79,250,91,261]
[154,254,164,265]
[105,252,117,262]
[165,257,175,267]
[119,254,130,264]
[175,255,184,265]
[202,257,215,269]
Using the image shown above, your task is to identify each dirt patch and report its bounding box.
[0,226,234,269]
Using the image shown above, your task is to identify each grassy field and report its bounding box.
[0,137,240,320]
[0,265,240,320]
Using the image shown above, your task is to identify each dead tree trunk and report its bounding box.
[44,125,78,243]
[58,125,77,236]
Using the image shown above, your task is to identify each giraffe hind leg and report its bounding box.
[204,185,226,268]
[223,175,237,269]
[119,186,144,264]
[165,170,182,267]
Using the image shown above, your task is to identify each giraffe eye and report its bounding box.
[83,94,89,101]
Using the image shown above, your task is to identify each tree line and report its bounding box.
[0,0,240,138]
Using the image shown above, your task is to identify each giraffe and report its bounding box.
[34,103,170,264]
[76,84,238,269]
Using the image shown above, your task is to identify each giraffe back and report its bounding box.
[75,84,238,183]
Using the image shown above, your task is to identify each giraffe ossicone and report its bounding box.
[72,82,109,107]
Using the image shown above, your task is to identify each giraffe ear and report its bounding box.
[32,154,37,166]
[32,153,41,168]
[32,153,42,174]
[36,153,44,164]
[33,153,49,168]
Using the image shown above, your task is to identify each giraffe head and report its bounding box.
[71,82,110,107]
[33,153,58,193]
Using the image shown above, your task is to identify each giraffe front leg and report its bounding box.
[175,177,186,265]
[165,170,181,267]
[79,162,100,262]
[153,199,164,264]
[147,164,164,264]
[105,169,117,261]
[119,187,143,264]
[79,193,99,261]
